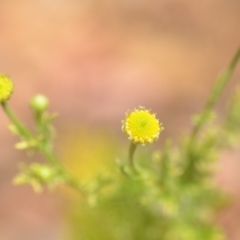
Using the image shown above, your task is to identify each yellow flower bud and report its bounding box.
[0,75,14,103]
[122,106,164,145]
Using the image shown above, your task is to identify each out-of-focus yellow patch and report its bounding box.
[58,125,118,198]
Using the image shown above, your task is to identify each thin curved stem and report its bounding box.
[1,102,34,139]
[128,142,138,173]
[191,46,240,140]
[183,46,240,181]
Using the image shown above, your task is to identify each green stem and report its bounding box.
[183,46,240,181]
[64,174,85,193]
[38,143,86,195]
[39,145,62,168]
[1,102,33,139]
[191,46,240,140]
[1,102,85,195]
[128,142,138,173]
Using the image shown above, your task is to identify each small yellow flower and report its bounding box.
[0,75,14,103]
[122,106,164,145]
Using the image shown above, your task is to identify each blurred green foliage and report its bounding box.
[65,97,240,240]
[1,48,240,240]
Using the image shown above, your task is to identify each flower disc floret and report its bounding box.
[122,107,163,145]
[0,75,14,103]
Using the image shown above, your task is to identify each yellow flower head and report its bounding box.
[0,75,14,103]
[122,106,164,145]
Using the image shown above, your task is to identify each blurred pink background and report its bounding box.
[1,1,240,239]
